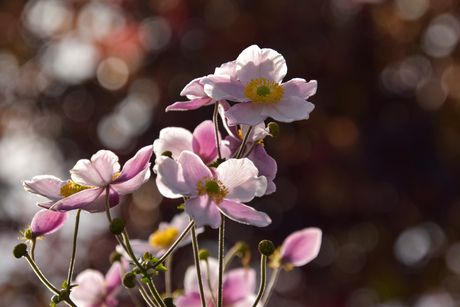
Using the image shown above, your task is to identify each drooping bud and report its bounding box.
[109,251,122,263]
[110,218,126,235]
[198,249,210,260]
[267,122,280,138]
[13,243,28,259]
[258,240,275,256]
[122,272,137,288]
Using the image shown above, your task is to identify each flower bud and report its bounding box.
[109,251,122,263]
[198,249,210,260]
[110,218,126,235]
[13,243,28,259]
[258,240,275,256]
[122,272,137,288]
[267,122,280,138]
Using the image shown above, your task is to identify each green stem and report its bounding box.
[213,101,222,160]
[252,255,267,307]
[217,214,225,307]
[24,253,60,295]
[134,279,157,307]
[223,242,247,272]
[165,253,173,297]
[191,222,207,307]
[30,238,36,262]
[235,126,253,159]
[261,267,281,306]
[66,209,81,291]
[145,279,167,307]
[205,259,217,306]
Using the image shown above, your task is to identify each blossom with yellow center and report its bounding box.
[149,227,179,248]
[244,77,284,105]
[196,175,229,205]
[59,180,93,197]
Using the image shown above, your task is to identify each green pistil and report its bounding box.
[256,85,271,97]
[205,180,220,194]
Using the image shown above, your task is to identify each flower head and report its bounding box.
[269,227,322,270]
[202,45,317,126]
[155,150,270,228]
[24,146,153,213]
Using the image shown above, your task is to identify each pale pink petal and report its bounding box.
[71,150,120,187]
[236,45,287,84]
[183,258,219,294]
[112,167,150,195]
[22,175,67,201]
[202,74,246,101]
[218,200,271,227]
[217,158,267,202]
[114,145,152,182]
[248,145,277,195]
[233,295,261,307]
[225,102,266,126]
[180,77,207,99]
[283,79,317,98]
[30,209,68,237]
[166,97,214,111]
[174,293,203,307]
[155,175,184,199]
[51,187,119,213]
[70,269,105,304]
[214,60,237,78]
[185,195,221,228]
[105,260,126,296]
[177,151,212,186]
[156,157,194,197]
[261,96,315,123]
[153,127,193,160]
[192,120,218,165]
[280,227,322,267]
[222,268,256,303]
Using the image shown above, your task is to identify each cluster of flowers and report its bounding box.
[14,45,321,307]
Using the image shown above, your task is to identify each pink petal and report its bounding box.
[183,258,219,294]
[153,127,193,160]
[71,150,120,187]
[185,195,222,228]
[105,260,127,296]
[202,74,246,101]
[177,151,212,186]
[217,158,267,202]
[180,77,207,98]
[174,293,203,307]
[112,167,150,195]
[192,120,218,165]
[71,269,105,304]
[214,60,237,78]
[166,97,214,111]
[225,102,266,126]
[51,187,119,213]
[30,209,68,237]
[279,227,322,267]
[218,200,271,227]
[223,268,256,303]
[236,45,287,84]
[115,145,152,182]
[283,79,317,98]
[261,96,315,123]
[156,157,194,197]
[22,175,67,201]
[248,145,277,195]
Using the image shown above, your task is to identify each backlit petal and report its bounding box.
[202,74,246,101]
[218,200,271,227]
[71,150,120,187]
[192,120,218,165]
[115,145,152,182]
[153,127,193,160]
[283,78,317,98]
[261,96,315,123]
[280,227,322,267]
[185,195,221,228]
[223,268,256,303]
[30,209,68,237]
[23,175,67,201]
[225,102,266,126]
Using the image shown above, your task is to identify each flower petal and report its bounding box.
[180,77,207,99]
[279,227,322,267]
[174,293,203,307]
[166,97,214,111]
[22,175,67,201]
[156,156,195,197]
[192,120,218,165]
[177,151,212,185]
[71,150,120,187]
[218,199,271,227]
[30,209,68,237]
[51,187,119,213]
[112,167,150,195]
[153,127,193,160]
[261,96,315,123]
[202,74,246,101]
[217,158,267,202]
[223,268,256,303]
[236,45,287,84]
[185,195,221,228]
[225,102,266,126]
[248,144,277,195]
[115,145,152,183]
[70,269,105,304]
[283,79,317,98]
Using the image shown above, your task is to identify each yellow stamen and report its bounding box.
[268,246,294,271]
[149,227,179,248]
[196,175,229,204]
[59,181,93,197]
[244,77,284,105]
[18,227,43,245]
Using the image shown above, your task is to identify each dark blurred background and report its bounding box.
[1,0,460,306]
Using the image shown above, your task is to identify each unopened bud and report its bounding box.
[122,272,137,288]
[267,122,280,138]
[198,249,210,260]
[109,218,126,235]
[109,251,122,263]
[13,243,28,259]
[258,240,275,256]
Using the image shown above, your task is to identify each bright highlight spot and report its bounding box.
[97,57,129,90]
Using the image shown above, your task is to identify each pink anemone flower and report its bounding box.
[155,150,270,228]
[23,145,153,213]
[202,44,317,126]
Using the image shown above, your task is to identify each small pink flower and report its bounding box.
[271,227,322,269]
[202,45,317,126]
[155,151,270,228]
[24,146,153,213]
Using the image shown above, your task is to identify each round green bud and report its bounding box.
[198,249,210,260]
[267,122,280,138]
[258,240,275,256]
[109,251,122,263]
[164,297,177,307]
[109,218,126,235]
[122,272,137,288]
[162,151,173,158]
[13,243,28,259]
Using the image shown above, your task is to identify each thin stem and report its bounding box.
[24,253,60,295]
[146,279,167,307]
[213,101,222,160]
[205,259,217,306]
[261,267,281,306]
[134,279,157,307]
[223,242,247,272]
[66,209,81,291]
[244,141,259,158]
[252,255,267,307]
[165,253,173,297]
[191,222,207,307]
[235,126,253,159]
[217,214,225,307]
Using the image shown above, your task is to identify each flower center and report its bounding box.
[149,227,179,248]
[59,181,93,197]
[196,175,229,204]
[244,77,284,105]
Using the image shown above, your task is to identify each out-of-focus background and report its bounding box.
[1,0,460,306]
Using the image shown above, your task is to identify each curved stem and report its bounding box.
[217,214,225,307]
[213,101,222,160]
[134,279,157,307]
[191,222,207,307]
[24,253,60,295]
[146,279,167,307]
[30,238,36,262]
[235,126,253,159]
[261,267,281,306]
[205,259,217,306]
[66,209,81,290]
[252,254,267,307]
